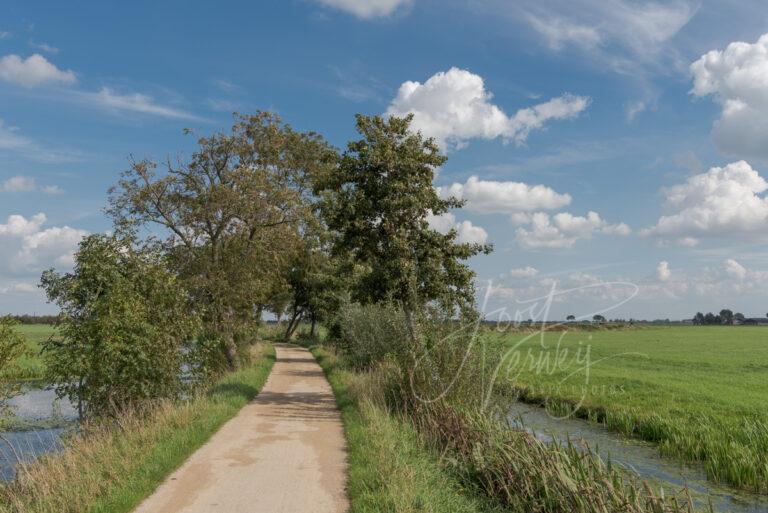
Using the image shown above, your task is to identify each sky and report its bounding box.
[2,0,768,320]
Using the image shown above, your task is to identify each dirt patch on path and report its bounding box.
[133,344,348,513]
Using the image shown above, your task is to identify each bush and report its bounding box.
[333,302,410,370]
[40,234,200,419]
[0,316,26,416]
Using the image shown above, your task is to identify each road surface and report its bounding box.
[133,343,348,513]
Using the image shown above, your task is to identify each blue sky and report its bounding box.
[2,0,768,319]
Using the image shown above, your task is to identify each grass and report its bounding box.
[487,325,768,492]
[0,343,275,513]
[309,345,503,513]
[2,324,54,382]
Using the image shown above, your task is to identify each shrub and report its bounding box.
[0,316,26,417]
[333,302,410,370]
[40,234,200,419]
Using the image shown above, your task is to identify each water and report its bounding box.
[507,402,768,513]
[0,386,77,481]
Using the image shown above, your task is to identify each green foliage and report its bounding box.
[40,234,199,419]
[333,302,410,370]
[316,114,491,316]
[108,111,337,369]
[311,346,502,513]
[0,316,26,415]
[0,344,275,513]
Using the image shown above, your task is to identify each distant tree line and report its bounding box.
[7,314,58,325]
[692,309,746,325]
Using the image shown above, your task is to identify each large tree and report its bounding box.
[0,316,25,417]
[108,113,336,369]
[316,114,491,335]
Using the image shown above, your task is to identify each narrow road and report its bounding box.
[133,344,348,513]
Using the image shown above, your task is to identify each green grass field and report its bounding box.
[487,326,768,492]
[4,324,54,381]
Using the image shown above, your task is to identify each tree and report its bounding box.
[592,314,606,323]
[40,234,199,419]
[719,309,734,325]
[108,112,336,370]
[693,312,705,325]
[734,312,746,324]
[0,316,26,416]
[316,114,491,337]
[566,314,576,322]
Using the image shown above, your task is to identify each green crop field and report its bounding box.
[486,326,768,492]
[10,324,54,381]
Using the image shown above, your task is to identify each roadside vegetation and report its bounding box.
[0,344,274,513]
[0,109,753,512]
[487,326,768,492]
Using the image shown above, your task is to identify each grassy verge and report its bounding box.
[0,343,275,513]
[309,345,502,513]
[487,327,768,491]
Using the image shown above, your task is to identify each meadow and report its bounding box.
[2,324,53,382]
[487,326,768,492]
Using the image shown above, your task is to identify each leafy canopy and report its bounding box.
[316,114,491,315]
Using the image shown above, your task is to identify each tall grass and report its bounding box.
[322,304,703,513]
[311,345,503,513]
[494,327,768,493]
[0,343,275,513]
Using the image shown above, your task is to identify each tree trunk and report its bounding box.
[284,307,303,342]
[310,313,317,338]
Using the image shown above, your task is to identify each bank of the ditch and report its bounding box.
[0,343,275,513]
[310,345,503,513]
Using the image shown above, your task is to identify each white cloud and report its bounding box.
[691,33,768,161]
[41,185,64,195]
[0,213,87,273]
[0,53,76,87]
[515,211,630,249]
[72,87,205,121]
[527,15,601,50]
[0,176,36,192]
[0,213,46,236]
[437,175,571,214]
[723,258,747,280]
[313,0,411,18]
[508,266,539,278]
[657,260,671,282]
[30,41,59,54]
[641,161,768,243]
[386,67,589,149]
[426,211,489,244]
[0,176,64,194]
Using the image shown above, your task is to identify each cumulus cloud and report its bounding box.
[515,211,630,249]
[437,175,571,214]
[508,266,539,278]
[0,53,76,87]
[426,211,489,244]
[386,67,589,149]
[0,213,87,273]
[690,33,768,162]
[656,261,671,282]
[641,161,768,244]
[313,0,411,18]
